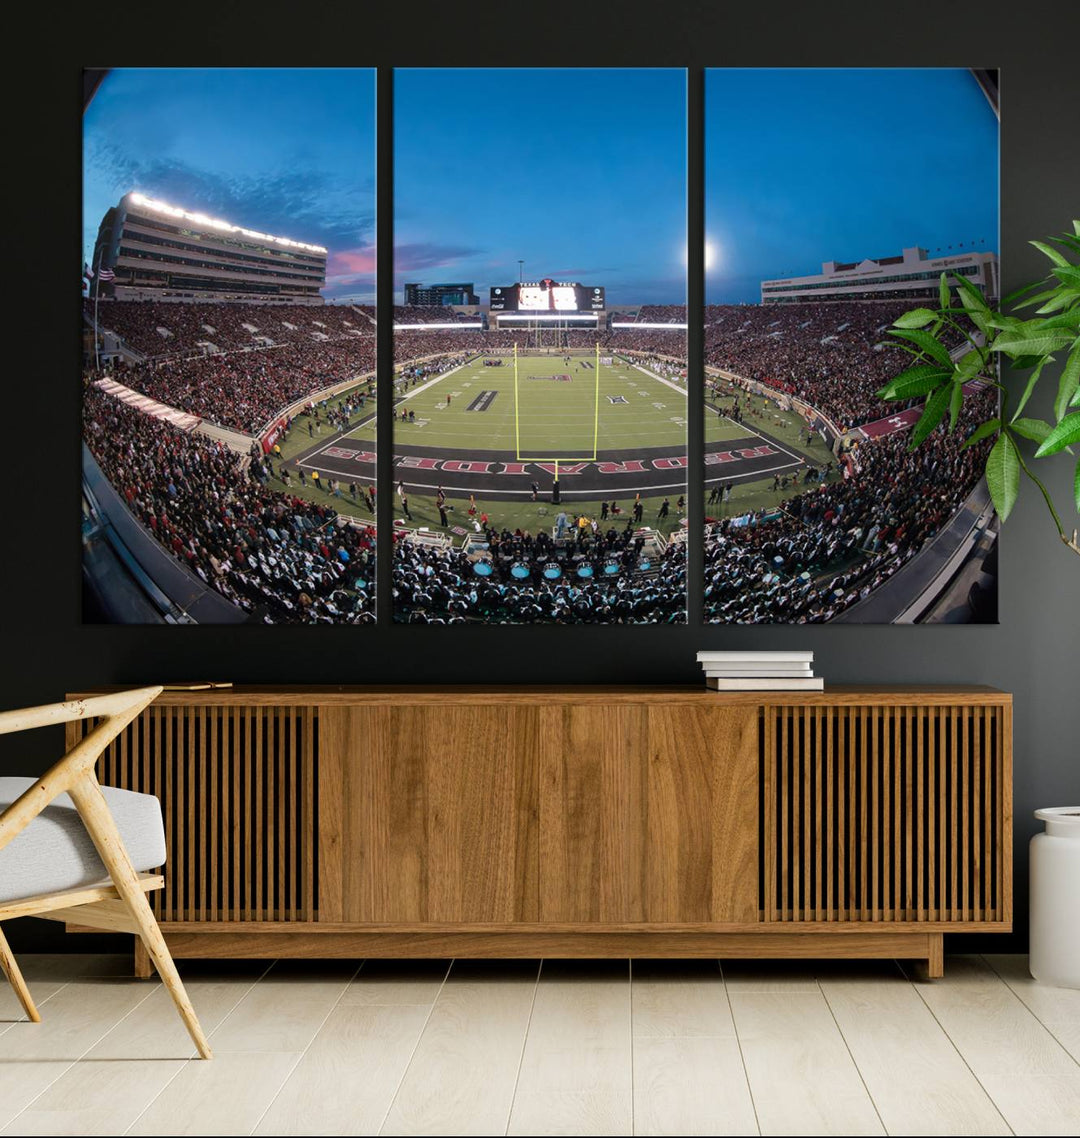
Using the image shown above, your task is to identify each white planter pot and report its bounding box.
[1029,807,1080,989]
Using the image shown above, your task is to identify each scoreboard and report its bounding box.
[489,280,605,312]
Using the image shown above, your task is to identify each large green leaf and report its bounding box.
[1056,344,1080,422]
[957,291,990,334]
[962,419,1001,449]
[1052,265,1080,288]
[1035,311,1080,334]
[1010,357,1048,422]
[1009,417,1052,444]
[889,328,955,368]
[985,313,1024,332]
[1037,289,1080,314]
[1009,354,1048,371]
[939,272,951,310]
[992,325,1075,358]
[949,381,964,431]
[893,308,937,329]
[954,274,991,311]
[909,383,952,449]
[1031,239,1070,268]
[1034,412,1080,457]
[876,365,951,401]
[985,433,1020,521]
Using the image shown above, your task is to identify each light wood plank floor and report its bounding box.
[1,954,1077,1136]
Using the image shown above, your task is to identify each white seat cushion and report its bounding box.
[0,777,167,904]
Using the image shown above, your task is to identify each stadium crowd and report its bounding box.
[83,384,375,623]
[393,306,478,324]
[392,522,687,623]
[93,337,377,435]
[703,391,995,623]
[92,299,373,357]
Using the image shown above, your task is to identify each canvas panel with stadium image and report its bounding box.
[386,68,688,624]
[701,68,1000,624]
[82,68,377,624]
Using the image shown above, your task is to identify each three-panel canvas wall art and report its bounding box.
[82,67,1000,625]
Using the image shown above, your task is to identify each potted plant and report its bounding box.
[876,219,1080,554]
[877,222,1079,988]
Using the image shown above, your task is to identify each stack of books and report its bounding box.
[696,651,823,691]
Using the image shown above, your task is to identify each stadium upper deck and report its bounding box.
[92,192,328,304]
[761,245,998,305]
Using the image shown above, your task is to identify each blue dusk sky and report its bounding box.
[83,69,377,301]
[394,68,687,305]
[705,68,999,304]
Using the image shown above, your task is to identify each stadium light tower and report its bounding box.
[518,259,524,282]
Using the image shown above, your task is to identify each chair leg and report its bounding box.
[69,777,213,1059]
[0,924,40,1023]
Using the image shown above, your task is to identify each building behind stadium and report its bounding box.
[761,244,999,304]
[91,192,328,305]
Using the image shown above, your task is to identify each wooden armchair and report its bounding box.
[0,687,211,1059]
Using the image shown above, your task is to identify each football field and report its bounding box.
[285,349,835,536]
[392,351,701,457]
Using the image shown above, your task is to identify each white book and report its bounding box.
[706,677,824,691]
[702,661,812,673]
[696,650,814,663]
[704,668,814,678]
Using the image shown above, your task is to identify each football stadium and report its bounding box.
[81,68,998,626]
[82,252,998,625]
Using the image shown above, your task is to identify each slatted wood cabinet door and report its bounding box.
[69,702,318,924]
[762,702,1010,926]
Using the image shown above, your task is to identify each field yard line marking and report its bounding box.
[632,364,687,397]
[592,341,601,461]
[393,356,475,404]
[705,459,805,483]
[387,478,696,498]
[705,402,809,466]
[298,411,378,464]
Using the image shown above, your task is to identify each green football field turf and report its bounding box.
[266,352,838,539]
[390,353,750,455]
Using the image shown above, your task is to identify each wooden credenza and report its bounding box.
[67,686,1012,976]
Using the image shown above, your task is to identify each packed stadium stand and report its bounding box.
[83,385,374,624]
[393,526,687,624]
[393,306,479,324]
[703,392,996,623]
[91,300,373,358]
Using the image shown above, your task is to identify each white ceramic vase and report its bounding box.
[1029,807,1080,989]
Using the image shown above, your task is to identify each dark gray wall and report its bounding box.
[3,4,1078,953]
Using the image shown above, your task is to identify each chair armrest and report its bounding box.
[0,687,162,736]
[0,686,163,853]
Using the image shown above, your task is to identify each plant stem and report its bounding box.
[1012,440,1080,557]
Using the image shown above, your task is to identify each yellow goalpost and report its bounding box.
[513,340,602,481]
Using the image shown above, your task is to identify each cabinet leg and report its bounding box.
[134,937,151,979]
[927,933,944,979]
